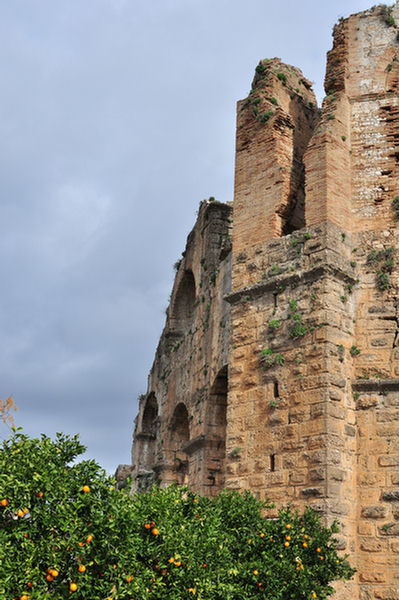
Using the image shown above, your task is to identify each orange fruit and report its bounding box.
[78,565,86,573]
[303,542,308,548]
[144,523,151,529]
[24,533,29,538]
[316,547,321,553]
[17,509,24,518]
[27,583,32,588]
[46,574,54,582]
[175,560,181,567]
[70,583,77,592]
[1,498,8,506]
[36,491,43,498]
[50,569,59,577]
[126,575,133,582]
[152,528,159,536]
[284,541,290,547]
[86,534,93,543]
[82,485,90,493]
[79,541,85,547]
[253,570,258,575]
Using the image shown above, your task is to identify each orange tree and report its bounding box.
[0,430,355,599]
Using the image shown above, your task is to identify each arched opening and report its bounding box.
[170,403,190,485]
[138,393,158,473]
[141,393,158,437]
[170,270,196,333]
[206,366,228,493]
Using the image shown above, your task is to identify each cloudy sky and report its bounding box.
[0,0,377,473]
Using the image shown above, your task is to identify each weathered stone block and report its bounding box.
[382,491,399,502]
[361,506,387,521]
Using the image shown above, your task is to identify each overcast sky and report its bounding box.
[0,0,377,473]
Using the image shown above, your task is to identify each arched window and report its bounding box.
[170,403,190,484]
[138,393,158,472]
[170,270,196,332]
[141,393,158,437]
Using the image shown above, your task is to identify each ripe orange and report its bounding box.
[82,485,90,493]
[78,565,86,573]
[316,547,321,553]
[46,574,54,582]
[86,534,93,543]
[24,533,29,538]
[152,528,159,536]
[144,523,151,529]
[1,498,8,506]
[36,491,43,498]
[284,541,290,547]
[70,582,77,592]
[303,542,308,548]
[126,575,133,582]
[175,560,181,567]
[50,569,59,577]
[17,509,24,518]
[79,541,85,547]
[286,524,291,529]
[253,570,259,575]
[27,583,32,588]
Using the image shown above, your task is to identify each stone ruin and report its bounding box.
[127,4,399,598]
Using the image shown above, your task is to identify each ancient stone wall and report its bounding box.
[130,4,399,599]
[131,200,232,496]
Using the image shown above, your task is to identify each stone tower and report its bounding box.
[129,4,399,599]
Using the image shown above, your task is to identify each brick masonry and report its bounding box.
[128,4,399,599]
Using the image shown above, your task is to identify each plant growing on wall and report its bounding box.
[367,247,395,291]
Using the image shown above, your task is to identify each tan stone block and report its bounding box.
[362,506,388,519]
[374,590,399,600]
[379,456,399,467]
[359,571,386,583]
[358,522,375,536]
[360,539,384,553]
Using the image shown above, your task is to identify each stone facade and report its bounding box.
[130,4,399,599]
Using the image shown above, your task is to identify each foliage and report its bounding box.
[0,431,355,599]
[258,110,274,124]
[350,345,361,357]
[393,195,399,218]
[277,72,287,85]
[290,323,308,339]
[0,396,17,427]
